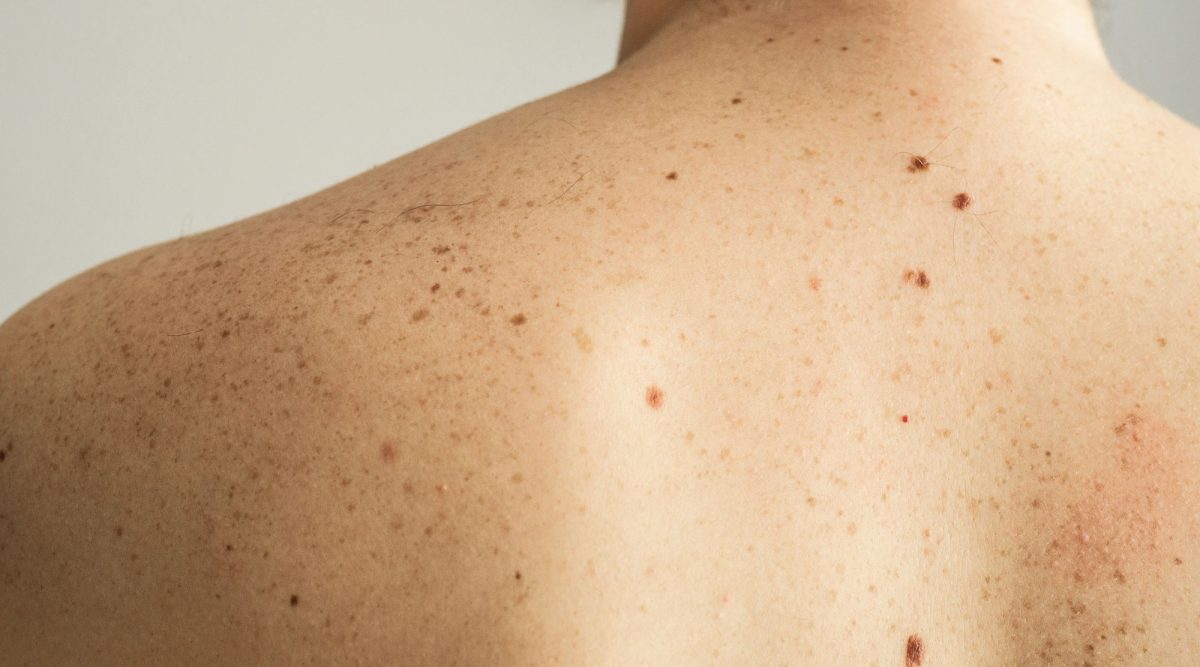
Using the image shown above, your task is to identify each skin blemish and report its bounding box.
[1038,409,1196,586]
[290,595,299,607]
[903,269,931,289]
[380,442,396,463]
[808,276,822,291]
[666,171,679,181]
[510,313,528,326]
[992,56,1004,64]
[902,415,909,423]
[432,245,452,255]
[515,571,522,580]
[953,192,973,210]
[431,283,440,293]
[573,327,594,353]
[412,309,430,322]
[646,385,665,410]
[906,634,924,666]
[731,97,743,105]
[900,127,961,173]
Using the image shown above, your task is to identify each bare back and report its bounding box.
[3,4,1200,664]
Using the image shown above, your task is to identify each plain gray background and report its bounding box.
[2,0,1198,323]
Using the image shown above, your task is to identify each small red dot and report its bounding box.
[901,415,909,423]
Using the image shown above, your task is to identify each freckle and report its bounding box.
[907,156,930,173]
[515,571,522,580]
[989,328,1003,344]
[412,309,429,322]
[381,442,396,463]
[220,330,230,338]
[498,198,510,208]
[432,245,451,255]
[402,481,414,494]
[1157,337,1167,347]
[510,472,523,484]
[430,283,440,293]
[114,526,124,537]
[905,634,924,666]
[992,56,1003,64]
[840,46,849,51]
[290,595,299,607]
[1175,557,1184,565]
[455,287,466,298]
[847,522,857,535]
[646,384,665,410]
[510,313,527,326]
[765,37,775,42]
[809,276,822,291]
[953,192,972,210]
[813,38,821,43]
[666,171,678,180]
[916,271,930,289]
[312,376,322,385]
[226,544,234,551]
[323,272,339,284]
[573,327,594,353]
[731,97,743,105]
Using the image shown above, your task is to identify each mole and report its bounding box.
[646,385,665,410]
[902,415,910,423]
[907,156,931,173]
[666,171,679,180]
[731,97,743,105]
[952,192,972,210]
[289,595,300,607]
[905,634,924,666]
[903,269,931,289]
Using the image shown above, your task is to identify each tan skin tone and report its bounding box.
[2,0,1200,663]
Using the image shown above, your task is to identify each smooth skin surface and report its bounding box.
[3,0,1200,664]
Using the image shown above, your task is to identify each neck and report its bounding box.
[619,0,1108,68]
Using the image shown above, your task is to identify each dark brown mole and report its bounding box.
[907,156,930,173]
[731,97,743,105]
[952,192,972,210]
[905,634,924,666]
[515,571,522,580]
[646,385,665,410]
[290,594,300,607]
[992,56,1004,64]
[510,313,528,326]
[666,171,679,181]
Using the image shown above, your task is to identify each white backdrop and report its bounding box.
[2,0,1197,322]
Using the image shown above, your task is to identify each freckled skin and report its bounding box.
[3,1,1200,665]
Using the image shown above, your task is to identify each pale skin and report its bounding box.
[2,0,1200,663]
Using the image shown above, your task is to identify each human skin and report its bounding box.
[2,1,1199,664]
